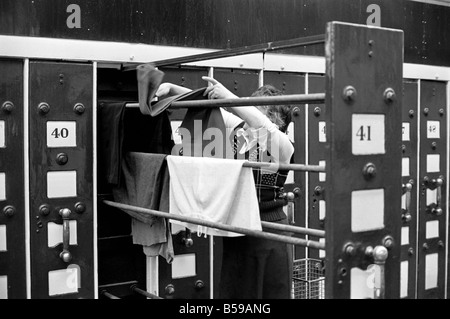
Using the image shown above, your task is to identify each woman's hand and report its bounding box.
[202,76,238,100]
[155,83,172,98]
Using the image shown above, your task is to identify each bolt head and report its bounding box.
[2,101,14,113]
[314,186,323,195]
[363,163,377,179]
[75,202,86,214]
[383,237,394,249]
[434,207,443,216]
[3,205,15,217]
[314,107,321,116]
[195,280,205,290]
[57,153,69,165]
[39,204,51,216]
[344,243,356,256]
[384,88,396,103]
[365,246,374,256]
[74,103,85,114]
[165,284,175,295]
[185,238,194,247]
[343,86,356,102]
[38,102,50,114]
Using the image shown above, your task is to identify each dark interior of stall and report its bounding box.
[96,66,146,299]
[96,65,221,299]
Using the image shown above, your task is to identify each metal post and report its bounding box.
[324,22,403,299]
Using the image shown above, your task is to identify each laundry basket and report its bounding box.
[292,258,325,299]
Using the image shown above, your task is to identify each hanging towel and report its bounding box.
[166,155,261,237]
[112,152,174,263]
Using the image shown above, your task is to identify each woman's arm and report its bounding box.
[202,76,271,130]
[203,77,294,164]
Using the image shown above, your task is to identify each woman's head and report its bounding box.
[252,85,292,133]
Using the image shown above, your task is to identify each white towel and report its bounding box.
[166,156,262,237]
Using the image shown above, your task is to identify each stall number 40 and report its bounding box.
[51,128,70,138]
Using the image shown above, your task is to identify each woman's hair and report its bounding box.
[251,84,292,133]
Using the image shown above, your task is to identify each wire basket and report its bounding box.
[292,258,325,299]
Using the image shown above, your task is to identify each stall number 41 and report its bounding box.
[356,125,372,141]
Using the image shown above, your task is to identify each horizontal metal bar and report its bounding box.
[122,34,325,71]
[103,200,325,250]
[242,161,325,173]
[261,221,325,238]
[98,234,132,241]
[99,281,139,288]
[126,93,325,110]
[131,285,163,300]
[101,290,121,299]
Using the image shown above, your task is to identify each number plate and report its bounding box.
[351,188,385,232]
[427,121,440,139]
[0,172,6,201]
[402,122,410,141]
[352,114,385,155]
[0,121,5,148]
[46,170,77,198]
[0,225,6,251]
[47,121,77,147]
[319,121,326,142]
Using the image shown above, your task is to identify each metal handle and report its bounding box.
[280,188,299,225]
[286,192,295,224]
[424,176,444,216]
[402,182,413,222]
[373,245,388,299]
[59,208,72,263]
[433,178,444,216]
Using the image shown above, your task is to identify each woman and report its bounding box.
[156,76,294,299]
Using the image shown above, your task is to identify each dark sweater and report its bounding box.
[232,126,291,222]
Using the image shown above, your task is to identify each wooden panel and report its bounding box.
[0,58,26,299]
[324,22,403,299]
[29,61,94,299]
[417,80,447,299]
[0,0,449,66]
